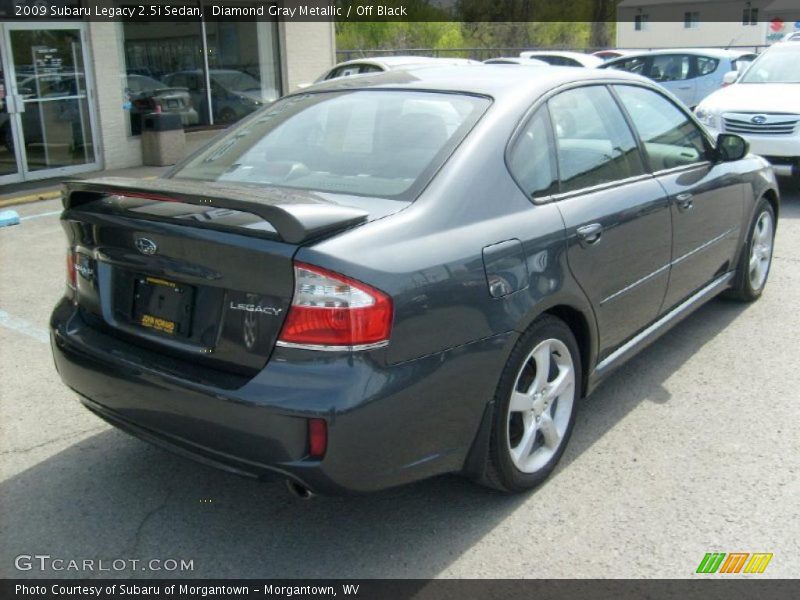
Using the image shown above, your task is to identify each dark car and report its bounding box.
[51,66,779,496]
[125,74,199,134]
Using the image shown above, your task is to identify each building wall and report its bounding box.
[87,20,336,170]
[616,1,771,49]
[279,21,336,91]
[87,22,142,170]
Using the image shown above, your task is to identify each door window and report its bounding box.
[507,106,557,198]
[648,55,691,81]
[548,86,645,193]
[614,85,709,171]
[606,56,648,75]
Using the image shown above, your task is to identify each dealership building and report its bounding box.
[0,5,336,186]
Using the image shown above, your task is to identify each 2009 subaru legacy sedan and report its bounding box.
[51,66,779,496]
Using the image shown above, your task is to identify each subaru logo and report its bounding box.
[135,237,158,255]
[751,115,768,125]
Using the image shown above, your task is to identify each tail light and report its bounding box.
[277,262,393,350]
[66,249,76,289]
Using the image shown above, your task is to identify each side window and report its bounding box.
[695,56,719,76]
[507,107,557,198]
[648,54,691,81]
[614,85,709,171]
[607,56,647,75]
[548,86,645,193]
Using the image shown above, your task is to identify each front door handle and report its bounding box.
[675,192,694,211]
[576,223,603,246]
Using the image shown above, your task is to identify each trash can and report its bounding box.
[141,113,185,166]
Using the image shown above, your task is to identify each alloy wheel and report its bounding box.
[507,338,576,474]
[749,210,774,291]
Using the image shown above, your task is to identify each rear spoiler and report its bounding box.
[63,177,369,244]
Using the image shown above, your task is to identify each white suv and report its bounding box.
[695,42,799,179]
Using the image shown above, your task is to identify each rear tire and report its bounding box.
[482,315,582,493]
[724,198,775,302]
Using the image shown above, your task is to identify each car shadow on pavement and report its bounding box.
[0,297,751,579]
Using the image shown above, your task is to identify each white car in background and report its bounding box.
[313,56,480,84]
[695,42,800,179]
[518,51,603,68]
[483,57,550,67]
[600,48,757,108]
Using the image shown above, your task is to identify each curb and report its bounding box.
[0,189,62,208]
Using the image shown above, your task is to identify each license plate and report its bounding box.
[132,276,194,337]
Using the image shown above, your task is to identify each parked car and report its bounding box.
[125,74,199,133]
[163,69,278,124]
[312,56,480,84]
[695,41,800,180]
[592,49,634,61]
[518,51,603,68]
[484,57,550,66]
[52,66,778,496]
[600,49,757,108]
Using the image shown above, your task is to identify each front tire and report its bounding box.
[482,315,582,493]
[725,198,775,302]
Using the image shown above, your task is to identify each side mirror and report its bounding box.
[716,133,749,162]
[722,71,738,86]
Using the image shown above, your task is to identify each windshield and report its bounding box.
[172,90,489,200]
[740,48,800,83]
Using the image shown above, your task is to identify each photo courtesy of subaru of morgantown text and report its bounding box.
[50,65,779,497]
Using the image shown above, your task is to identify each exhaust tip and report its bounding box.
[285,478,315,500]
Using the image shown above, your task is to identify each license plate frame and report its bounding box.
[132,276,194,337]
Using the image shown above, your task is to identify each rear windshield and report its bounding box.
[172,90,490,200]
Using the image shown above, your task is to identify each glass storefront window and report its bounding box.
[119,2,282,134]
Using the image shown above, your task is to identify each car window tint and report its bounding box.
[548,86,644,193]
[507,107,557,198]
[649,55,691,81]
[695,56,719,76]
[614,85,708,171]
[173,91,489,200]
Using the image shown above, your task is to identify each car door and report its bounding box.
[613,84,746,312]
[648,54,697,107]
[693,55,722,105]
[547,85,673,360]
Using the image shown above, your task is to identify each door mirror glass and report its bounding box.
[716,133,749,161]
[722,71,739,85]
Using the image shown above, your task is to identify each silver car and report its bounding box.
[600,48,757,109]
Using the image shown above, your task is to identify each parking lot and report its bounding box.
[1,183,798,579]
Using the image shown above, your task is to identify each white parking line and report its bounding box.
[19,210,62,221]
[0,310,49,344]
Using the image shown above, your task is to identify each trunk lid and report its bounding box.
[61,177,380,376]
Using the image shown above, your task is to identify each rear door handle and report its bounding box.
[675,192,694,211]
[576,223,603,246]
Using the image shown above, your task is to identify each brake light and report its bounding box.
[277,262,393,349]
[66,249,76,289]
[308,418,327,459]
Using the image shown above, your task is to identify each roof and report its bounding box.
[335,56,478,69]
[302,64,651,101]
[609,48,756,59]
[483,57,550,66]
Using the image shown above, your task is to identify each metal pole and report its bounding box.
[199,2,213,126]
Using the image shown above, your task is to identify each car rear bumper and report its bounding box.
[50,298,512,494]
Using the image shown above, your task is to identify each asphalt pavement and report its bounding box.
[1,183,798,579]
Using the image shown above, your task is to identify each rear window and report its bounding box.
[172,90,490,200]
